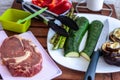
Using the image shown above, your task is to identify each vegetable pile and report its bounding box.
[102,28,120,66]
[50,8,74,49]
[50,9,104,61]
[32,0,72,14]
[64,17,89,57]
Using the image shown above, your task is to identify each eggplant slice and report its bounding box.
[110,28,120,42]
[102,41,120,66]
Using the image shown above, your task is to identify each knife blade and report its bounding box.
[84,19,109,80]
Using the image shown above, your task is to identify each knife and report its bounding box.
[84,19,109,80]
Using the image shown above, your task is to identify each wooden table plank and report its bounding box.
[29,28,48,37]
[54,64,85,80]
[53,64,112,80]
[112,72,120,80]
[9,0,119,80]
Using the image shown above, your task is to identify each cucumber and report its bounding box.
[64,17,89,57]
[80,20,103,61]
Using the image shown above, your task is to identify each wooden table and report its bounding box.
[4,0,119,80]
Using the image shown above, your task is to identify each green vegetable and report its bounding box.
[50,8,75,49]
[80,20,103,61]
[64,17,89,57]
[58,25,69,48]
[50,34,58,44]
[52,34,62,50]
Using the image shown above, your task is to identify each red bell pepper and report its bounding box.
[32,0,39,6]
[32,0,72,14]
[49,0,72,14]
[48,0,57,9]
[32,0,52,7]
[48,0,64,9]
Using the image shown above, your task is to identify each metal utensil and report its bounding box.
[21,2,78,37]
[84,19,109,80]
[21,3,68,36]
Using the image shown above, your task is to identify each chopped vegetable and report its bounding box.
[80,20,103,61]
[32,0,72,14]
[109,28,120,42]
[49,0,72,14]
[58,26,69,48]
[64,17,89,57]
[102,41,120,66]
[50,34,58,44]
[48,0,63,9]
[50,8,74,49]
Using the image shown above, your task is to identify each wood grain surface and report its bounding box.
[6,0,120,80]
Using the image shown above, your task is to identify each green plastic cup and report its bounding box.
[0,8,31,33]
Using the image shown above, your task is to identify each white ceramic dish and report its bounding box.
[47,13,120,73]
[0,31,62,80]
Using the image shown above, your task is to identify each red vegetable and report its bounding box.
[49,0,72,14]
[32,0,51,7]
[48,0,64,9]
[32,0,72,14]
[48,0,58,9]
[32,0,40,6]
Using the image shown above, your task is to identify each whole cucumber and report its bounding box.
[64,17,89,57]
[80,20,103,61]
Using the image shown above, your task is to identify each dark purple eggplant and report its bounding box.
[102,41,120,66]
[109,28,120,42]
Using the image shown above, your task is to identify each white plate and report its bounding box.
[47,13,120,73]
[0,31,62,80]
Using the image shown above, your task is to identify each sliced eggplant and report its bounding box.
[102,41,120,66]
[110,28,120,42]
[104,42,120,52]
